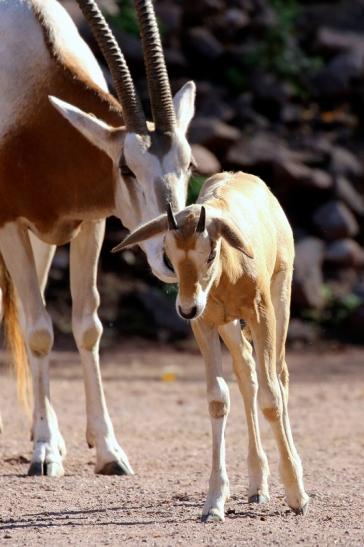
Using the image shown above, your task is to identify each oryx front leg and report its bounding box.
[70,221,133,476]
[251,294,309,514]
[219,321,270,504]
[192,319,230,523]
[0,223,64,476]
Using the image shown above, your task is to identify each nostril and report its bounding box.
[178,305,197,320]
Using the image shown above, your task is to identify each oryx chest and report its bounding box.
[25,218,83,245]
[204,282,256,326]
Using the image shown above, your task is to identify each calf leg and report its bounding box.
[191,318,230,522]
[70,220,133,475]
[0,223,64,476]
[270,270,309,513]
[219,321,269,503]
[250,291,309,514]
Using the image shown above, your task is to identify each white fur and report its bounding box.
[0,0,107,140]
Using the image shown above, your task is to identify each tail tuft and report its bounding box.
[0,255,31,412]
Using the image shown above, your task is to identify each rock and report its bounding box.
[313,49,364,97]
[189,117,241,152]
[186,27,224,61]
[344,303,364,342]
[312,200,359,241]
[226,132,291,169]
[191,144,221,176]
[325,239,364,267]
[317,26,364,54]
[292,237,326,310]
[197,82,234,121]
[335,177,364,216]
[331,146,363,178]
[121,288,190,341]
[249,72,293,112]
[274,162,333,190]
[233,94,269,128]
[287,319,321,346]
[155,2,182,35]
[223,8,250,30]
[183,0,224,21]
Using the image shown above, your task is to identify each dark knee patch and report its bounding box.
[209,401,228,418]
[29,329,53,357]
[82,326,101,351]
[262,407,281,422]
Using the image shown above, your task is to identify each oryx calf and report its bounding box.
[113,171,310,521]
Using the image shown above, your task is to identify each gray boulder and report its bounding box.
[312,200,359,240]
[292,237,326,309]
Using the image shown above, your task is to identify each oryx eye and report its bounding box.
[207,250,216,263]
[189,155,198,171]
[120,164,135,178]
[163,252,174,272]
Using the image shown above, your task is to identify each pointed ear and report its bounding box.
[215,218,254,259]
[173,81,196,134]
[112,214,168,253]
[49,96,123,160]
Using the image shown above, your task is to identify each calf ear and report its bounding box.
[216,218,254,259]
[49,96,123,160]
[112,215,168,253]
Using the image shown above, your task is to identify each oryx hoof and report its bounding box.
[201,509,224,523]
[28,461,64,477]
[28,462,43,476]
[290,499,309,516]
[97,461,133,476]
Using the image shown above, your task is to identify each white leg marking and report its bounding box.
[219,321,270,502]
[0,223,64,476]
[191,319,230,522]
[70,220,133,475]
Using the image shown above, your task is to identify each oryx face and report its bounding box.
[121,90,195,281]
[50,0,195,282]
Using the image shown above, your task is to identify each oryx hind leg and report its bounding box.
[70,220,133,475]
[0,223,65,476]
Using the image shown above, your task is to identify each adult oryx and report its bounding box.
[0,0,195,476]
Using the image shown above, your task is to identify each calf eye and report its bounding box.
[163,252,174,272]
[120,164,135,178]
[207,250,216,263]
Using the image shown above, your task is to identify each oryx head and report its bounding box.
[50,0,195,282]
[112,204,254,320]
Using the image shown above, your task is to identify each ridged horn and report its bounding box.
[196,206,206,233]
[75,0,147,134]
[167,203,178,230]
[134,0,176,132]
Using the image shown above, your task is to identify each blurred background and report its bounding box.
[49,0,364,348]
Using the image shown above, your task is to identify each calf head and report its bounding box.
[113,204,254,320]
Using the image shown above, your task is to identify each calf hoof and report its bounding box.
[248,494,269,504]
[97,461,133,476]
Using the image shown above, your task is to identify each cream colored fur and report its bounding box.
[114,171,310,520]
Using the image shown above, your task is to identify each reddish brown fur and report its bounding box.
[0,16,123,235]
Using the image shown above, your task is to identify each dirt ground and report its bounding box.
[0,344,363,546]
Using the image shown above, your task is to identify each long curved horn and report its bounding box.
[196,206,206,233]
[76,0,147,134]
[134,0,176,132]
[167,203,178,230]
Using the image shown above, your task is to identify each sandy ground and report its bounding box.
[0,344,363,546]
